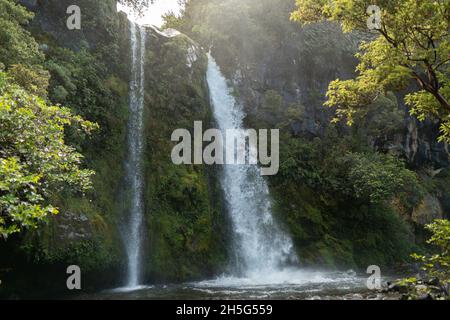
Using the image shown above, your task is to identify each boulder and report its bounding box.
[388,282,409,294]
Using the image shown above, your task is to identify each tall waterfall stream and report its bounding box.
[206,54,297,275]
[122,22,146,289]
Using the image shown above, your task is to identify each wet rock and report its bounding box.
[55,211,93,243]
[417,293,433,300]
[388,283,409,294]
[426,278,440,286]
[392,278,450,300]
[415,284,428,294]
[442,282,449,295]
[345,269,357,277]
[412,194,443,225]
[354,294,364,300]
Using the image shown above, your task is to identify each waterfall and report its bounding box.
[123,22,146,288]
[206,55,297,276]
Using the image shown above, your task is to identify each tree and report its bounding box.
[0,75,97,239]
[8,64,50,98]
[291,0,450,142]
[0,0,44,68]
[118,0,154,15]
[412,219,450,284]
[398,219,450,299]
[339,152,423,204]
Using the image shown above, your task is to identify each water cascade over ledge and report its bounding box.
[206,54,298,277]
[122,22,147,289]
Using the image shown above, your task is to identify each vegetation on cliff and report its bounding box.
[390,219,450,300]
[0,0,448,299]
[0,0,229,297]
[164,0,449,269]
[0,76,96,238]
[291,0,450,143]
[0,0,97,239]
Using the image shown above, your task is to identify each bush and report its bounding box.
[0,78,97,238]
[0,0,44,67]
[339,152,423,204]
[8,64,49,98]
[394,219,450,300]
[412,219,450,285]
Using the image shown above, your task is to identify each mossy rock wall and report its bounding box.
[0,0,227,298]
[140,31,228,282]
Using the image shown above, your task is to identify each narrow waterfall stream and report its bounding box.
[123,22,146,289]
[206,55,297,276]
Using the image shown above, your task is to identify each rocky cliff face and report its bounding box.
[211,21,449,170]
[231,28,450,259]
[170,0,449,268]
[22,0,125,50]
[403,117,449,168]
[206,16,449,229]
[139,29,228,282]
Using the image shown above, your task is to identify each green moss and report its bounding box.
[127,31,228,282]
[142,163,226,281]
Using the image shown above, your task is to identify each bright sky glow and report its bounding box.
[118,0,182,28]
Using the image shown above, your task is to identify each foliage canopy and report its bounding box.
[291,0,450,142]
[412,219,450,284]
[0,76,97,238]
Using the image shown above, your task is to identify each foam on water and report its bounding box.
[194,269,364,288]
